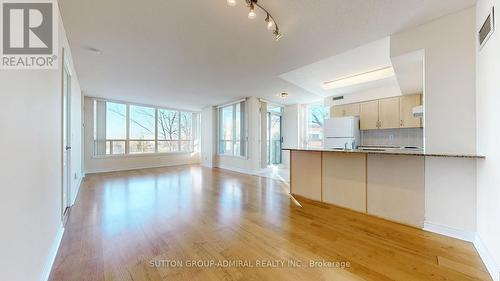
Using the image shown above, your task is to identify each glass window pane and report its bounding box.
[130,105,155,140]
[307,104,329,147]
[157,109,179,140]
[219,140,232,155]
[112,141,126,154]
[129,140,155,154]
[180,141,192,152]
[180,112,193,140]
[235,103,241,142]
[220,106,233,141]
[158,141,178,153]
[106,102,127,139]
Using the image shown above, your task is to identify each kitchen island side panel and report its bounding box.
[322,152,367,212]
[367,154,425,227]
[291,150,322,201]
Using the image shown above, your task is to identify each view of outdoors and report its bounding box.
[218,101,246,157]
[94,100,195,155]
[306,103,329,147]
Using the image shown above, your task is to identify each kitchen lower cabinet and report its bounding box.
[322,152,366,212]
[367,154,425,227]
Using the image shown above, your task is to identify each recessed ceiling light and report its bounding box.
[322,66,395,90]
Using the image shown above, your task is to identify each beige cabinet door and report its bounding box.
[400,94,422,128]
[331,105,344,117]
[378,97,400,129]
[344,103,360,116]
[360,100,379,130]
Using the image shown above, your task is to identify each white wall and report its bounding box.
[83,97,200,174]
[282,104,299,168]
[201,106,216,167]
[476,0,500,280]
[391,7,477,155]
[390,7,478,238]
[324,82,403,107]
[0,6,83,281]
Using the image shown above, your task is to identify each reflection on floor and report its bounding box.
[256,165,290,183]
[49,165,491,281]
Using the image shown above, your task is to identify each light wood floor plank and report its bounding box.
[48,165,491,281]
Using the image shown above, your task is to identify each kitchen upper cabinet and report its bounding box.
[331,106,344,117]
[378,97,400,129]
[360,101,379,130]
[331,103,360,118]
[344,103,360,116]
[400,94,423,128]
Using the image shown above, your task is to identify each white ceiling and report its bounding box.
[59,0,475,110]
[279,37,395,98]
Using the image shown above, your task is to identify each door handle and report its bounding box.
[65,146,72,150]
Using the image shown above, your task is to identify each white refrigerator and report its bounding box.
[323,116,360,149]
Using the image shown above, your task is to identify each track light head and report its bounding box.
[248,3,256,19]
[265,14,275,30]
[273,29,282,41]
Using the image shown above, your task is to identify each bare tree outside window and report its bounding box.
[307,104,329,147]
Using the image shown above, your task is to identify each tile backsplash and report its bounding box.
[361,128,423,148]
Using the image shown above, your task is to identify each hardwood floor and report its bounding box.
[49,165,491,281]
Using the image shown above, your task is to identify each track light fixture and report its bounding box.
[227,0,283,41]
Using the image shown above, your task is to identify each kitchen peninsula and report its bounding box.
[284,147,484,228]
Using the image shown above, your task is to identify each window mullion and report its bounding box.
[125,104,130,154]
[154,108,158,153]
[178,111,181,152]
[232,104,236,156]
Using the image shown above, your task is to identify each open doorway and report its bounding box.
[267,106,283,166]
[256,103,289,183]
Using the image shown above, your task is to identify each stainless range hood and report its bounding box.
[412,105,424,118]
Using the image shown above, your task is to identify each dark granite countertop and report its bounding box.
[282,147,485,159]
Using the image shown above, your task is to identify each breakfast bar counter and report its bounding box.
[283,147,484,228]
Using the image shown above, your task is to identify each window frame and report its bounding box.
[217,100,247,158]
[92,98,199,158]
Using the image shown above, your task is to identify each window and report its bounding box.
[157,109,179,152]
[218,101,246,157]
[129,105,155,154]
[105,102,126,155]
[306,103,329,147]
[93,99,198,156]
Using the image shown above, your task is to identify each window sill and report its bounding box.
[92,151,199,159]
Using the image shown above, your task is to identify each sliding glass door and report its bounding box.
[267,112,282,165]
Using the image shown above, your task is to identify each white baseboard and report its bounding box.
[216,165,258,176]
[71,174,84,205]
[474,234,500,281]
[423,221,475,242]
[84,161,200,174]
[40,225,65,281]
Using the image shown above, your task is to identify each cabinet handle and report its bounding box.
[400,120,403,127]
